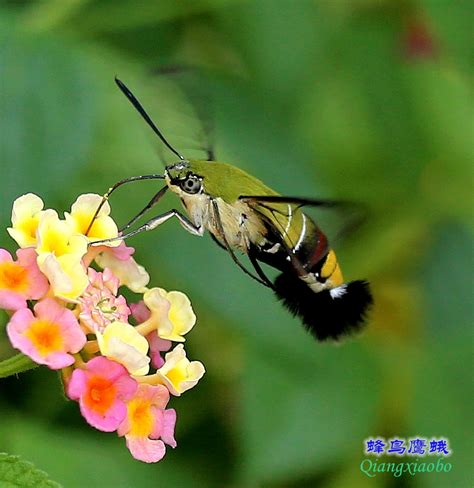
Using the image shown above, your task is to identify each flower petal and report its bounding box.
[0,248,49,310]
[160,409,177,448]
[95,252,149,293]
[125,436,166,463]
[97,321,150,376]
[143,288,195,342]
[157,344,205,396]
[67,357,137,432]
[7,193,44,248]
[65,194,120,245]
[7,298,86,369]
[38,253,89,301]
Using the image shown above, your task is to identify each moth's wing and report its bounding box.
[239,195,303,251]
[239,195,368,245]
[153,65,215,161]
[239,195,346,208]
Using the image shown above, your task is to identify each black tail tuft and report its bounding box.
[274,273,373,341]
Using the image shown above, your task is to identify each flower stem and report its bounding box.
[0,353,38,378]
[73,353,86,368]
[83,340,99,354]
[134,373,165,385]
[135,319,155,337]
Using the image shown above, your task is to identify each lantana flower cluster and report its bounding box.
[1,193,205,463]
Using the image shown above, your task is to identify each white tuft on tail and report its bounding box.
[329,285,347,299]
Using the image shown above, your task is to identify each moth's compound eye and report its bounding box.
[180,175,202,194]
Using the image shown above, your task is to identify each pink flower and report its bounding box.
[78,268,130,333]
[118,384,176,463]
[131,301,171,368]
[0,248,49,310]
[7,298,86,369]
[146,331,172,369]
[106,241,135,261]
[95,244,149,293]
[67,356,137,432]
[130,300,151,324]
[87,241,135,263]
[88,267,120,295]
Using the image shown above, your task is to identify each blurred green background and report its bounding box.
[0,1,472,487]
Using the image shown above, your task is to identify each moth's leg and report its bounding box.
[250,206,309,278]
[86,174,164,235]
[248,250,276,290]
[119,185,168,233]
[90,209,203,246]
[210,199,271,288]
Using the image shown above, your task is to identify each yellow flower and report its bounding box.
[36,210,88,258]
[36,210,89,301]
[95,252,149,293]
[142,288,196,342]
[39,253,89,302]
[156,344,205,396]
[97,321,150,376]
[65,194,120,245]
[7,193,45,248]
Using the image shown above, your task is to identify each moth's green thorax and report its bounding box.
[165,159,309,251]
[167,160,278,203]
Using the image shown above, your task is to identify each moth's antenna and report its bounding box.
[115,77,185,161]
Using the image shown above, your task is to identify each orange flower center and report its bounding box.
[127,397,153,437]
[84,376,117,415]
[0,262,29,292]
[25,319,63,356]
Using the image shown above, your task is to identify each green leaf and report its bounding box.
[0,452,61,488]
[0,353,38,379]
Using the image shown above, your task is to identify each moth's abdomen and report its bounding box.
[315,249,344,288]
[274,271,373,341]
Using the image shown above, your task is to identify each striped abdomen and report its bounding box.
[262,207,373,341]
